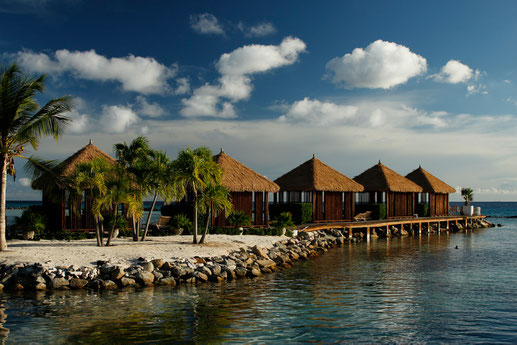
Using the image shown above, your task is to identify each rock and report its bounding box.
[141,262,154,272]
[34,282,46,290]
[153,271,164,281]
[101,280,118,290]
[194,271,208,282]
[400,228,409,236]
[256,259,276,269]
[234,267,247,278]
[50,277,69,289]
[69,278,89,289]
[252,245,269,259]
[210,264,221,276]
[136,271,155,286]
[87,279,102,290]
[119,277,136,287]
[100,264,115,276]
[158,277,176,286]
[497,223,503,227]
[110,267,125,281]
[195,257,206,264]
[162,262,174,270]
[0,283,4,291]
[247,267,261,277]
[151,259,165,269]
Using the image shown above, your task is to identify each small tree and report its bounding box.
[461,188,474,206]
[227,211,251,228]
[197,183,232,244]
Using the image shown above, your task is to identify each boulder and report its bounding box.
[141,262,154,272]
[69,278,89,289]
[252,245,269,259]
[256,259,276,269]
[158,277,176,286]
[136,271,155,286]
[101,280,118,290]
[234,267,247,278]
[110,267,125,281]
[50,277,69,289]
[194,271,208,282]
[247,267,261,277]
[34,283,46,290]
[119,277,136,287]
[151,259,165,269]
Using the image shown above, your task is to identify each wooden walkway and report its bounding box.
[298,215,487,241]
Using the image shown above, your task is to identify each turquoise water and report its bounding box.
[1,203,517,343]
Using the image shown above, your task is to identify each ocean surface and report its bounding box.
[1,202,517,343]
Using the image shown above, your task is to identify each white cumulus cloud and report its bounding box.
[181,37,306,118]
[278,98,358,125]
[239,22,276,37]
[18,178,31,187]
[325,39,427,89]
[430,59,477,84]
[15,49,177,94]
[99,105,140,134]
[136,96,166,117]
[190,13,224,35]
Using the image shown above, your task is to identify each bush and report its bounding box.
[416,203,429,217]
[274,212,295,229]
[227,211,251,227]
[270,203,312,224]
[15,206,48,238]
[103,213,128,230]
[169,214,193,235]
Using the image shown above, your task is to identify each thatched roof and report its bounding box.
[59,140,116,177]
[213,150,279,192]
[274,156,364,192]
[405,166,455,194]
[354,162,423,193]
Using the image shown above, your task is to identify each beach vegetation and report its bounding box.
[197,182,232,244]
[416,203,429,217]
[0,63,72,251]
[172,147,222,244]
[14,205,48,238]
[227,211,252,227]
[169,213,193,235]
[461,187,474,205]
[274,212,295,231]
[270,203,312,225]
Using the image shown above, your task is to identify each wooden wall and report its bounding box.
[430,193,449,216]
[214,191,270,226]
[313,191,324,221]
[343,192,355,220]
[387,192,416,218]
[324,192,343,220]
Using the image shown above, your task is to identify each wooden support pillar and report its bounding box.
[386,225,391,236]
[419,222,422,235]
[349,227,353,239]
[367,227,370,242]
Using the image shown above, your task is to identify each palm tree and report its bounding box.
[197,183,232,244]
[172,147,222,244]
[461,187,474,206]
[140,150,176,241]
[114,136,151,241]
[0,63,72,251]
[72,158,111,246]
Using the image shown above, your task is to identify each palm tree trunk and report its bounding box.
[131,215,138,241]
[105,207,117,246]
[199,209,210,244]
[0,154,7,251]
[99,220,104,246]
[141,190,158,241]
[94,217,102,247]
[193,192,198,244]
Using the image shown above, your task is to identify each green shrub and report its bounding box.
[227,211,251,227]
[15,206,48,238]
[169,214,192,234]
[274,212,295,229]
[416,203,429,217]
[103,213,128,230]
[270,203,312,224]
[285,229,294,237]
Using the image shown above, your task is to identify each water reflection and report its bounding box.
[3,225,517,344]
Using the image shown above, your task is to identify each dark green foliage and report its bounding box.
[209,227,241,235]
[15,206,48,236]
[285,229,294,237]
[270,203,313,224]
[103,213,128,231]
[274,211,295,230]
[227,211,251,227]
[416,203,429,217]
[169,214,192,232]
[161,202,193,218]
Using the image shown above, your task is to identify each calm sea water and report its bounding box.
[1,202,517,343]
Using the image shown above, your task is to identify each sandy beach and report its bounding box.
[0,235,286,268]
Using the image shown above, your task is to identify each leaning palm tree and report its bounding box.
[172,147,222,244]
[197,183,232,244]
[0,63,72,251]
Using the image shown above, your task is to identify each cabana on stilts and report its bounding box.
[354,162,423,218]
[273,155,364,222]
[405,166,456,216]
[33,140,116,232]
[213,149,279,226]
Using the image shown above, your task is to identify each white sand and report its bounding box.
[0,235,285,268]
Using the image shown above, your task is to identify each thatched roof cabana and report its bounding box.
[212,150,278,226]
[406,166,455,216]
[354,161,422,193]
[274,156,363,222]
[214,150,279,193]
[274,156,364,192]
[59,139,116,177]
[405,166,455,193]
[354,162,422,218]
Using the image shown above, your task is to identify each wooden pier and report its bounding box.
[298,215,487,241]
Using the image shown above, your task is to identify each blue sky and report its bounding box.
[3,0,517,200]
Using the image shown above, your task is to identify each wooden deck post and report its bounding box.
[386,225,391,236]
[419,222,422,235]
[349,227,353,239]
[367,227,370,242]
